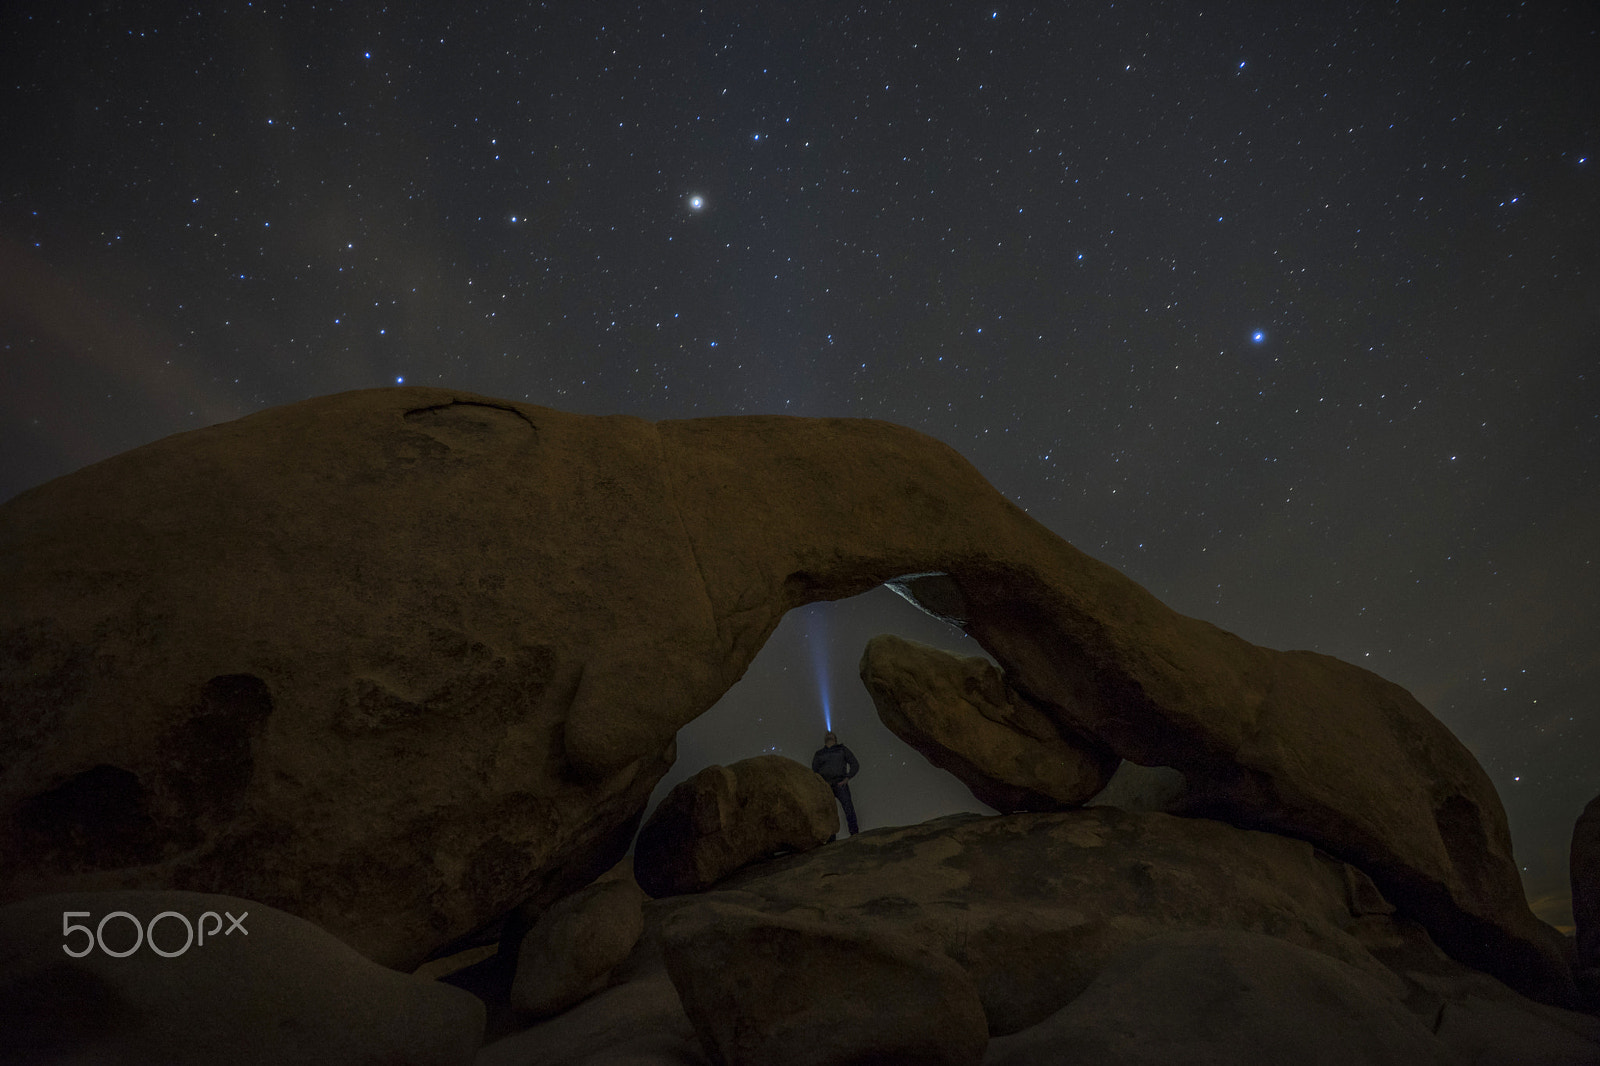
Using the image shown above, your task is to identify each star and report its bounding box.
[687,195,705,212]
[1252,331,1266,343]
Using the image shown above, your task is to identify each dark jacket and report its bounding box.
[812,743,859,783]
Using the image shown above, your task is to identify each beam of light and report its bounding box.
[802,605,833,732]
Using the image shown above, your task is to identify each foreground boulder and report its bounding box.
[655,808,1399,1035]
[659,899,989,1066]
[984,929,1452,1066]
[634,755,836,898]
[510,867,647,1017]
[0,890,483,1065]
[0,387,1567,1003]
[478,931,706,1066]
[858,634,1118,812]
[481,810,1600,1065]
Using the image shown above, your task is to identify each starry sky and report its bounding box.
[2,2,1597,926]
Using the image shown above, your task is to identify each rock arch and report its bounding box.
[0,387,1573,1005]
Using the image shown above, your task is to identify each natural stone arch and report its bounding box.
[0,387,1573,1005]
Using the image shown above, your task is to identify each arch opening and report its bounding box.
[641,583,1000,834]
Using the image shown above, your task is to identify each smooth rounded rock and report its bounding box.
[0,889,484,1066]
[859,634,1117,812]
[511,872,647,1017]
[634,754,836,898]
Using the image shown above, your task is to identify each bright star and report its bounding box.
[687,195,705,211]
[1252,331,1265,343]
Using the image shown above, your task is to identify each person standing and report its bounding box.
[811,731,860,836]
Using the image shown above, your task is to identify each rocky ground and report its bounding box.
[461,800,1600,1066]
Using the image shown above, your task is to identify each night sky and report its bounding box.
[3,3,1597,927]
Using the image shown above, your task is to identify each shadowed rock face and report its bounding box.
[658,900,989,1066]
[859,633,1118,812]
[633,755,836,898]
[510,869,646,1018]
[0,387,1572,1004]
[984,929,1453,1066]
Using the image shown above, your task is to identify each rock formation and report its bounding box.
[633,755,836,898]
[983,929,1454,1066]
[0,387,1571,1004]
[481,810,1600,1065]
[655,808,1402,1036]
[0,889,483,1065]
[659,899,989,1066]
[476,931,704,1066]
[858,633,1118,812]
[510,867,647,1017]
[1347,900,1600,1064]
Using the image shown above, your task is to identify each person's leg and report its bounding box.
[832,780,860,835]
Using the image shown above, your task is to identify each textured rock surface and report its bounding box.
[0,889,483,1066]
[634,755,836,898]
[0,390,689,969]
[1573,792,1600,975]
[858,634,1117,812]
[510,870,647,1017]
[0,386,1566,1002]
[1348,903,1600,1062]
[658,899,989,1066]
[480,812,1600,1064]
[657,808,1401,1036]
[982,929,1452,1066]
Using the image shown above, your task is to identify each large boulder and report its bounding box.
[0,391,692,969]
[0,889,483,1065]
[479,925,707,1066]
[982,929,1452,1066]
[0,387,1568,1003]
[482,809,1600,1064]
[858,634,1118,812]
[658,899,989,1066]
[480,967,706,1066]
[510,867,647,1017]
[634,755,836,898]
[655,807,1401,1036]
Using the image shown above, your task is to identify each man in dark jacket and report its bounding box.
[811,731,860,836]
